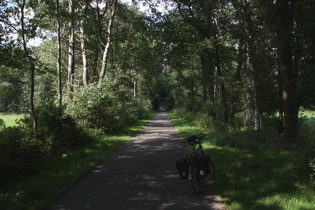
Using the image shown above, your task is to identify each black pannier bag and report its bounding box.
[176,158,189,180]
[195,154,210,178]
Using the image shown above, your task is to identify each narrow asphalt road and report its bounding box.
[48,111,223,210]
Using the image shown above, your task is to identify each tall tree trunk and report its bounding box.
[20,0,37,133]
[80,1,89,87]
[99,0,117,84]
[230,38,244,122]
[277,47,284,132]
[200,49,214,104]
[243,46,262,130]
[68,0,75,99]
[248,50,262,130]
[215,47,229,123]
[252,76,262,130]
[56,0,62,111]
[189,56,195,100]
[243,92,252,127]
[90,1,102,81]
[277,0,299,142]
[240,0,262,129]
[80,23,88,86]
[133,77,137,98]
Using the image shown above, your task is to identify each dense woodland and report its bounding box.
[0,0,315,177]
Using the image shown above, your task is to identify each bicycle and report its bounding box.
[176,133,215,195]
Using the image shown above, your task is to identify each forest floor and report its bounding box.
[47,111,223,210]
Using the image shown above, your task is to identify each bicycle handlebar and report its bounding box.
[196,133,207,139]
[186,133,207,147]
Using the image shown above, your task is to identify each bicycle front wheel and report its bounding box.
[191,165,201,195]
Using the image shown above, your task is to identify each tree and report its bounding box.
[67,0,75,99]
[56,0,62,110]
[99,0,117,84]
[0,2,29,113]
[19,0,38,133]
[277,0,299,142]
[293,0,315,109]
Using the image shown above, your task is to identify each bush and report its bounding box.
[0,99,93,179]
[215,129,262,149]
[0,85,154,179]
[0,125,45,178]
[66,84,152,133]
[35,99,91,156]
[191,112,227,131]
[310,158,315,180]
[172,108,226,131]
[0,126,25,177]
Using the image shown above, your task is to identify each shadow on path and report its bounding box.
[48,111,223,210]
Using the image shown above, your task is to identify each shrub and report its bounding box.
[192,112,227,131]
[0,126,24,177]
[0,125,43,178]
[0,98,93,179]
[310,158,315,180]
[35,99,90,156]
[66,84,125,132]
[66,84,152,133]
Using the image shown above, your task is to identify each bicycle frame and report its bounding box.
[184,133,215,194]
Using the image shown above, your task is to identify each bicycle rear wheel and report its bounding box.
[191,165,201,194]
[208,159,215,180]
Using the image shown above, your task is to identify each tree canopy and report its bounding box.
[1,0,314,142]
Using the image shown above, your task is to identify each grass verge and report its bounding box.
[0,112,156,210]
[168,110,315,210]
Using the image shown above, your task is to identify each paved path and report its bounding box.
[48,111,223,210]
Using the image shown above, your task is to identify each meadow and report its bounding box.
[0,113,24,127]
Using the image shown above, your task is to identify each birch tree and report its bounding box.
[67,0,75,98]
[21,0,38,132]
[99,0,117,84]
[18,0,38,133]
[79,0,89,87]
[56,0,62,109]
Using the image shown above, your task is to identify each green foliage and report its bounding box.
[169,108,315,210]
[0,126,27,178]
[0,98,92,179]
[35,98,91,156]
[310,158,315,181]
[0,121,46,179]
[0,48,29,113]
[215,129,281,150]
[0,113,153,210]
[172,108,227,132]
[66,84,152,133]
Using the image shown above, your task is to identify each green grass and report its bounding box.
[168,110,315,210]
[0,113,24,127]
[0,113,156,210]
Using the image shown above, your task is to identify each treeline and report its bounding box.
[152,0,315,143]
[0,1,159,178]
